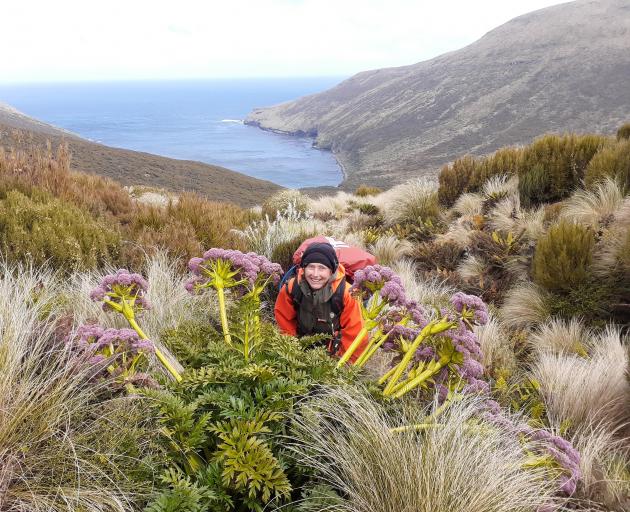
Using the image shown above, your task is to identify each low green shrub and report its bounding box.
[413,240,464,272]
[616,122,630,141]
[438,149,523,207]
[532,221,595,293]
[438,156,475,206]
[584,139,630,189]
[518,134,608,205]
[357,202,380,216]
[355,184,382,197]
[0,189,121,270]
[544,281,613,323]
[145,323,354,512]
[519,164,556,207]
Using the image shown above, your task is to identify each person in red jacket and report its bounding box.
[274,242,367,363]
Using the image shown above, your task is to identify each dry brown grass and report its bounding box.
[0,142,251,270]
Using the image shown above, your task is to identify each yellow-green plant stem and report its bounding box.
[378,365,398,386]
[127,316,182,382]
[215,286,232,346]
[383,318,455,396]
[383,321,435,395]
[391,354,451,398]
[354,329,384,367]
[336,325,369,367]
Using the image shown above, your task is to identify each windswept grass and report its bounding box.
[528,318,593,355]
[500,283,550,329]
[559,178,627,228]
[290,386,560,512]
[531,327,629,429]
[0,262,158,511]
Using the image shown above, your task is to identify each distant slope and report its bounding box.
[245,0,630,189]
[0,103,281,207]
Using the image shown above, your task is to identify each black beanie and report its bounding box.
[301,242,338,272]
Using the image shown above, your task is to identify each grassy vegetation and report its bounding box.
[1,127,629,511]
[0,143,250,271]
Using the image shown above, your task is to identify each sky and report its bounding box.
[4,0,566,83]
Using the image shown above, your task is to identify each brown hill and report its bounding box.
[0,102,281,207]
[245,0,630,189]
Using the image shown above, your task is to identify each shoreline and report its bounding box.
[244,119,346,187]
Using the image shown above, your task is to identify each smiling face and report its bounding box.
[304,262,333,290]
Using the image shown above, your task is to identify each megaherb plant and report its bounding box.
[334,264,582,504]
[136,248,355,512]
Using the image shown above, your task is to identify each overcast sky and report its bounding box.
[4,0,566,83]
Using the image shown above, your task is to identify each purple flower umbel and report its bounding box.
[185,248,283,295]
[90,269,151,313]
[450,291,489,326]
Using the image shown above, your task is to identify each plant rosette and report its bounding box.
[377,292,489,399]
[186,248,283,358]
[90,269,182,381]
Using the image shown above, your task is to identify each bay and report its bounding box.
[0,78,345,188]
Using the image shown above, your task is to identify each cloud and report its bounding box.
[2,0,564,82]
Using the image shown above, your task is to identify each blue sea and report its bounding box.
[0,78,346,188]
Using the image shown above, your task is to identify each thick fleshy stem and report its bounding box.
[378,365,398,386]
[382,320,435,395]
[389,353,451,398]
[336,325,370,367]
[356,316,411,368]
[354,329,385,367]
[215,286,232,345]
[382,318,454,395]
[126,316,182,382]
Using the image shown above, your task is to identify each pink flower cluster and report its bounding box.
[74,324,155,355]
[69,324,159,389]
[185,248,283,294]
[352,265,407,306]
[89,269,151,312]
[482,405,581,498]
[450,291,489,325]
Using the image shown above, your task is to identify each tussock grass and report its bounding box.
[234,206,324,259]
[309,192,356,220]
[262,189,311,218]
[528,318,593,355]
[290,386,559,512]
[437,217,476,248]
[482,174,519,201]
[559,178,627,228]
[368,235,413,266]
[391,259,454,307]
[531,328,629,429]
[475,316,517,372]
[0,262,154,510]
[570,422,630,508]
[500,283,550,329]
[457,255,487,282]
[374,178,440,226]
[451,192,484,218]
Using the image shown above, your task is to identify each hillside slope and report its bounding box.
[0,103,281,207]
[245,0,630,189]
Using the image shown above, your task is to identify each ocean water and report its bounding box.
[0,78,345,188]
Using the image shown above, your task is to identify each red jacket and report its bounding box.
[274,265,368,363]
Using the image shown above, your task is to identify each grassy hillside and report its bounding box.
[0,104,282,207]
[1,126,628,511]
[246,0,630,189]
